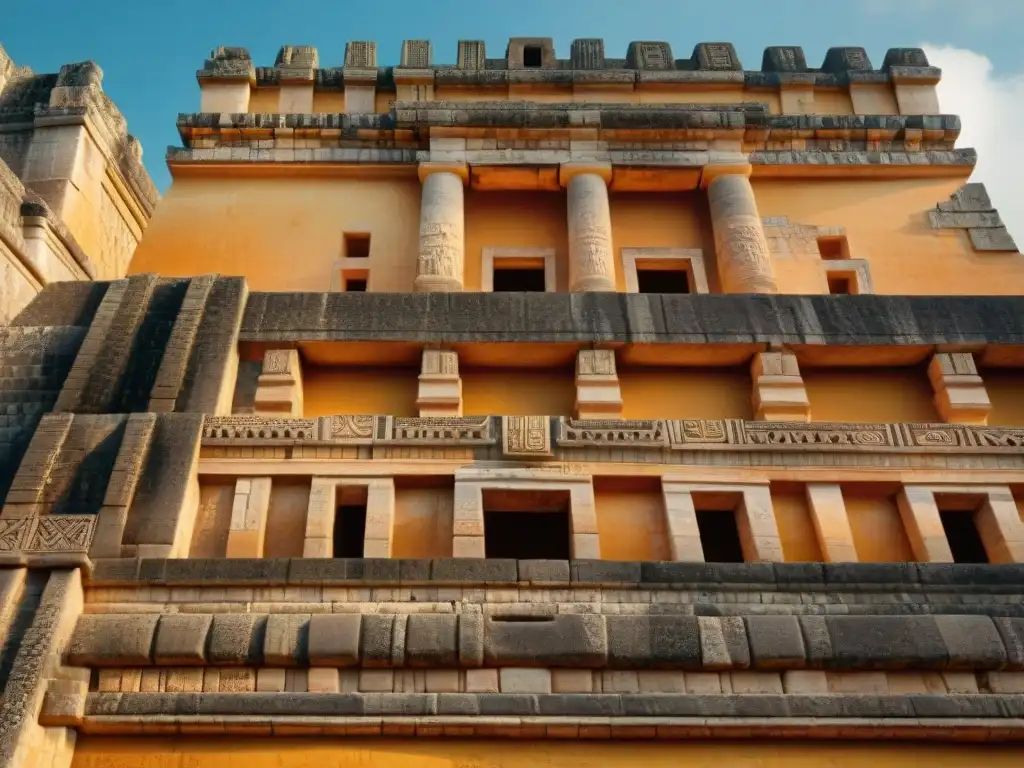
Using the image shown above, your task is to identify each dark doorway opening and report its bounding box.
[939,510,989,564]
[484,510,570,559]
[523,46,543,68]
[493,267,546,292]
[334,505,367,557]
[637,269,690,294]
[696,509,745,562]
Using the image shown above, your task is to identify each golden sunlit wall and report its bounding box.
[803,367,938,424]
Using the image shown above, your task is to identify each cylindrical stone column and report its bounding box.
[564,164,615,292]
[707,172,777,294]
[415,163,466,292]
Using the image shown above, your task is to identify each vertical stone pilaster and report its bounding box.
[363,479,396,558]
[90,413,157,558]
[736,486,784,562]
[897,486,954,562]
[254,349,304,417]
[304,478,337,558]
[417,349,462,417]
[975,488,1024,564]
[562,163,615,292]
[0,569,83,768]
[226,477,272,558]
[705,168,778,294]
[575,349,622,419]
[751,350,810,421]
[415,163,467,292]
[452,481,485,557]
[2,414,74,519]
[569,481,601,559]
[148,275,216,413]
[805,483,859,562]
[928,352,991,425]
[661,483,704,562]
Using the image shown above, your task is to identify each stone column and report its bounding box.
[705,168,778,294]
[362,479,396,558]
[661,483,704,561]
[561,163,615,292]
[415,163,467,292]
[805,484,859,562]
[975,487,1024,564]
[897,485,954,562]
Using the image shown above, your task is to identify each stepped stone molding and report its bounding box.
[240,291,1024,346]
[930,183,1018,252]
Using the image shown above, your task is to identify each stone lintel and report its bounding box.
[559,161,613,186]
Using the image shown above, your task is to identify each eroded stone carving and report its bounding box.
[203,416,317,441]
[416,171,465,292]
[707,175,777,294]
[503,416,552,457]
[567,173,615,292]
[329,415,375,441]
[0,515,95,557]
[383,416,491,444]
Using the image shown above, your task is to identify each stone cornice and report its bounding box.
[240,292,1024,347]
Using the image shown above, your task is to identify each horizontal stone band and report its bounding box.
[67,611,1022,671]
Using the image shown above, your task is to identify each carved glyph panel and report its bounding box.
[503,416,552,457]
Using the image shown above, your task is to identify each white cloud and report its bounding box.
[923,44,1024,240]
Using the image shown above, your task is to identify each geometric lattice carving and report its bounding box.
[0,515,95,556]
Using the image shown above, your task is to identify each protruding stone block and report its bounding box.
[67,615,159,666]
[417,349,461,417]
[254,349,303,416]
[575,349,622,419]
[897,485,954,563]
[401,40,433,68]
[344,41,377,68]
[626,42,673,70]
[883,48,931,70]
[571,39,605,69]
[457,40,486,70]
[928,352,990,425]
[307,614,361,666]
[153,614,212,665]
[762,47,807,72]
[821,47,873,73]
[805,483,858,562]
[502,416,552,458]
[506,38,555,69]
[750,350,809,421]
[692,43,741,71]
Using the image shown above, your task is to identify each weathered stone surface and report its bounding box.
[243,293,1024,348]
[67,614,158,666]
[994,618,1024,670]
[484,615,606,667]
[263,614,308,666]
[518,559,570,583]
[207,614,264,665]
[458,613,484,668]
[430,559,517,583]
[359,614,395,667]
[746,616,807,668]
[697,617,750,669]
[152,614,212,665]
[607,616,701,669]
[823,616,948,670]
[306,614,360,666]
[405,614,458,667]
[934,615,1007,669]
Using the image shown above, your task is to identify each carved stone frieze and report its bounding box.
[503,416,553,458]
[558,419,668,448]
[0,515,95,558]
[198,415,1024,457]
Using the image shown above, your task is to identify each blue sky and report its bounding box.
[4,0,1023,207]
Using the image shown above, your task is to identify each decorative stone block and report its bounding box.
[552,669,594,693]
[506,38,555,69]
[750,350,809,421]
[417,349,461,417]
[401,40,432,68]
[571,39,605,70]
[502,416,551,457]
[626,42,673,70]
[254,349,303,416]
[804,484,858,562]
[344,41,377,68]
[822,47,873,72]
[457,41,486,70]
[693,42,741,71]
[226,477,271,558]
[928,352,990,425]
[762,47,808,72]
[575,350,622,419]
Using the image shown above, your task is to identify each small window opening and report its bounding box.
[696,509,745,563]
[345,277,367,292]
[334,505,367,558]
[939,510,989,564]
[817,236,848,260]
[637,269,690,294]
[345,233,371,259]
[827,274,853,295]
[523,46,543,68]
[493,267,546,292]
[484,510,570,559]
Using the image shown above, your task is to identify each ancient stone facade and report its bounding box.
[4,36,1024,768]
